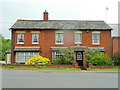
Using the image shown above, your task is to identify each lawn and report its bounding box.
[0,65,82,71]
[0,65,119,71]
[87,68,119,71]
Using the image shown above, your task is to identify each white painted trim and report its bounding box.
[17,42,24,44]
[31,31,40,33]
[92,31,101,33]
[55,31,64,33]
[75,31,82,33]
[16,31,25,33]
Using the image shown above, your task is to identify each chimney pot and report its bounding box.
[43,10,48,21]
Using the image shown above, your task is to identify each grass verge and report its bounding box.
[0,65,119,71]
[87,68,119,71]
[0,66,81,71]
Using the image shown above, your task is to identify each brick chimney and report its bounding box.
[43,10,48,21]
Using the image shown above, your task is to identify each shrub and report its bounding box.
[89,53,114,66]
[52,57,63,65]
[52,49,74,65]
[25,55,51,65]
[112,51,120,66]
[85,49,114,66]
[85,49,102,61]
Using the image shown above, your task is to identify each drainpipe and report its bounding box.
[110,30,113,58]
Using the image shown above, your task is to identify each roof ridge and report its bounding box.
[17,19,104,22]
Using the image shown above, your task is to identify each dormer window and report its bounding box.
[32,33,39,44]
[17,33,24,44]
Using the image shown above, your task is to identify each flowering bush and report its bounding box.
[25,55,51,65]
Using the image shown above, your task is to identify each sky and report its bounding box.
[0,0,119,39]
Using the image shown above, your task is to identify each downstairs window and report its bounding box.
[16,52,39,63]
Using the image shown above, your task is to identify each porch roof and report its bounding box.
[70,46,87,51]
[88,47,105,51]
[70,46,105,51]
[51,47,68,50]
[14,47,40,51]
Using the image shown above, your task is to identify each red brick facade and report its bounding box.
[11,30,112,62]
[112,37,120,54]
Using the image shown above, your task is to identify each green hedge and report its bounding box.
[85,49,114,66]
[112,51,120,66]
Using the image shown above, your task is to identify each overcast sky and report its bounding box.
[0,0,119,39]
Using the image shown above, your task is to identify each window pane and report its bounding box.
[77,52,82,60]
[16,52,39,63]
[56,33,63,44]
[92,33,100,44]
[17,34,24,43]
[32,33,39,43]
[52,51,62,59]
[75,33,82,43]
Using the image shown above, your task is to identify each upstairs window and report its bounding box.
[92,32,100,45]
[17,33,24,44]
[32,33,39,44]
[75,32,82,44]
[55,32,64,44]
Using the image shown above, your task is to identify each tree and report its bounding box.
[0,34,11,60]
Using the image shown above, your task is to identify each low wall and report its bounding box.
[88,64,119,69]
[93,66,119,69]
[0,64,76,68]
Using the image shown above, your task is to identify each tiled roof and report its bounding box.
[51,47,68,50]
[10,20,112,30]
[70,46,105,51]
[14,47,40,51]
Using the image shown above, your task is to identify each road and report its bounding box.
[2,70,118,88]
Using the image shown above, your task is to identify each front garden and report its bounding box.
[0,49,119,71]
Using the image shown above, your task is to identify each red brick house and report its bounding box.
[112,37,120,54]
[10,11,112,67]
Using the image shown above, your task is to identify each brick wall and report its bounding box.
[112,37,120,54]
[12,30,111,63]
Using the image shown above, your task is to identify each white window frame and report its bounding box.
[75,31,82,44]
[17,33,24,44]
[55,31,64,45]
[52,51,62,59]
[32,33,39,44]
[16,52,39,63]
[92,31,100,45]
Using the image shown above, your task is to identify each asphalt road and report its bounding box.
[2,70,118,88]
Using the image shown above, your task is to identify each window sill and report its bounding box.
[17,43,24,44]
[32,43,39,45]
[75,42,82,44]
[55,43,64,45]
[92,43,100,45]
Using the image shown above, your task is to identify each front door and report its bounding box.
[76,52,83,66]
